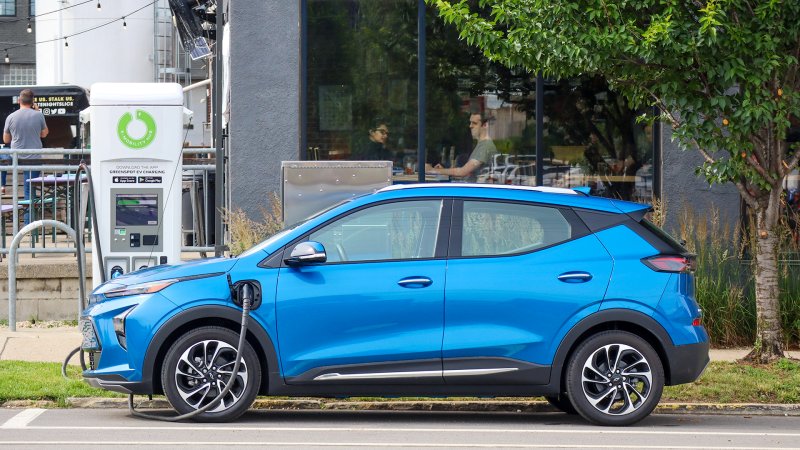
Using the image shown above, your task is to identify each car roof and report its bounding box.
[373,183,649,214]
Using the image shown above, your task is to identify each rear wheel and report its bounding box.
[566,331,664,426]
[161,326,261,422]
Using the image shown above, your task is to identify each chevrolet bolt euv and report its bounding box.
[81,184,708,425]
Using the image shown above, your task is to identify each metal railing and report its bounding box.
[0,148,217,258]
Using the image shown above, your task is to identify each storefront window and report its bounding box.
[305,0,417,167]
[542,78,654,201]
[304,0,655,200]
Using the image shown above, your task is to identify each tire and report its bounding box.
[544,394,578,415]
[565,331,664,426]
[161,326,261,422]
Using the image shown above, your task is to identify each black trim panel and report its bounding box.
[443,357,549,385]
[287,359,443,385]
[137,305,282,396]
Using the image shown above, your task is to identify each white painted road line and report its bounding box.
[0,443,797,449]
[13,425,800,438]
[0,408,47,429]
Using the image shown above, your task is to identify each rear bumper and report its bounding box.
[666,340,710,385]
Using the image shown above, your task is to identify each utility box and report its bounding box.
[281,161,392,225]
[81,83,192,286]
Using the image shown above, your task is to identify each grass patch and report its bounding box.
[663,359,800,403]
[1,360,798,406]
[0,361,123,407]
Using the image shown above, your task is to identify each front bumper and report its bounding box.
[84,374,153,395]
[666,340,710,385]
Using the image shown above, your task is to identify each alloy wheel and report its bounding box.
[174,339,249,412]
[580,343,652,416]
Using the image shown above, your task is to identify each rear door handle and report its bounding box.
[558,271,593,283]
[397,276,433,288]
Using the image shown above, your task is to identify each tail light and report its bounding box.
[642,255,695,273]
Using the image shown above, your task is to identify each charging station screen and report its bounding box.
[116,194,159,226]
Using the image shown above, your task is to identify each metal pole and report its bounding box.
[417,0,426,183]
[11,151,18,238]
[8,220,77,331]
[535,72,544,187]
[213,2,224,256]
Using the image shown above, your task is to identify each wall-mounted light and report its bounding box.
[4,50,9,64]
[123,17,127,29]
[64,38,69,47]
[27,18,32,33]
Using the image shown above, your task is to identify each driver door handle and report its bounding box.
[557,271,593,283]
[397,276,433,288]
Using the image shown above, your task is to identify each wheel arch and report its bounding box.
[551,309,676,392]
[143,305,280,395]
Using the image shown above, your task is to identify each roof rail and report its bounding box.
[378,183,581,195]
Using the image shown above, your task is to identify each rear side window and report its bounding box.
[461,201,572,256]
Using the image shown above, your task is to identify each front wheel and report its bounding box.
[566,331,664,426]
[161,326,261,422]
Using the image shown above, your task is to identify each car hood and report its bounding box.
[93,257,239,293]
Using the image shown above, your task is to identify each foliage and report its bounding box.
[428,0,800,195]
[674,205,800,347]
[0,361,122,406]
[224,192,283,256]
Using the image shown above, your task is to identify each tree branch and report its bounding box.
[747,154,777,186]
[735,178,760,211]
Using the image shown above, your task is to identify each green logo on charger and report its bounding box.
[117,110,157,149]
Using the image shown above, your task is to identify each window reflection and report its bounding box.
[306,0,417,167]
[304,1,655,201]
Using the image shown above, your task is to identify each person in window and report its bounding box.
[426,112,497,182]
[353,122,393,161]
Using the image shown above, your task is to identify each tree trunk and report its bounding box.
[743,190,786,363]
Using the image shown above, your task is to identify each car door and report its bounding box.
[276,198,450,384]
[442,199,613,384]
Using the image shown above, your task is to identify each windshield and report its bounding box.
[236,198,355,258]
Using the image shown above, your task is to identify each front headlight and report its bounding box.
[104,279,179,299]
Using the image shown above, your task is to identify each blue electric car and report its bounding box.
[80,184,708,425]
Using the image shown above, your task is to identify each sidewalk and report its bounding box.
[1,324,798,363]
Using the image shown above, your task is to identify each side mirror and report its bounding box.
[285,241,327,266]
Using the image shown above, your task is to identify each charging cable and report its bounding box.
[127,283,253,421]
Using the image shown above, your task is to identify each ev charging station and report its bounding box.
[81,83,192,286]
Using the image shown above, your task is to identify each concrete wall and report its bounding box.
[661,127,741,235]
[0,263,91,322]
[227,0,300,218]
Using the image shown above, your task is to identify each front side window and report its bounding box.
[461,201,571,257]
[310,200,442,263]
[0,0,15,16]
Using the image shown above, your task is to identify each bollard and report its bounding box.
[8,220,77,332]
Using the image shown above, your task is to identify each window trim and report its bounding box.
[448,198,589,259]
[276,197,452,267]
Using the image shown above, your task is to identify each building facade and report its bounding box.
[0,0,36,85]
[225,0,741,233]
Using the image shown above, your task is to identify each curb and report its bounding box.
[3,398,793,416]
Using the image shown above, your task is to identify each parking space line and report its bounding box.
[0,442,797,449]
[13,425,800,438]
[0,408,47,429]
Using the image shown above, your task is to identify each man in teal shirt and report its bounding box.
[426,112,496,182]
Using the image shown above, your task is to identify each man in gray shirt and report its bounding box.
[426,112,497,182]
[3,89,49,222]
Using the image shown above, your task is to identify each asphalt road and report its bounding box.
[1,408,799,449]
